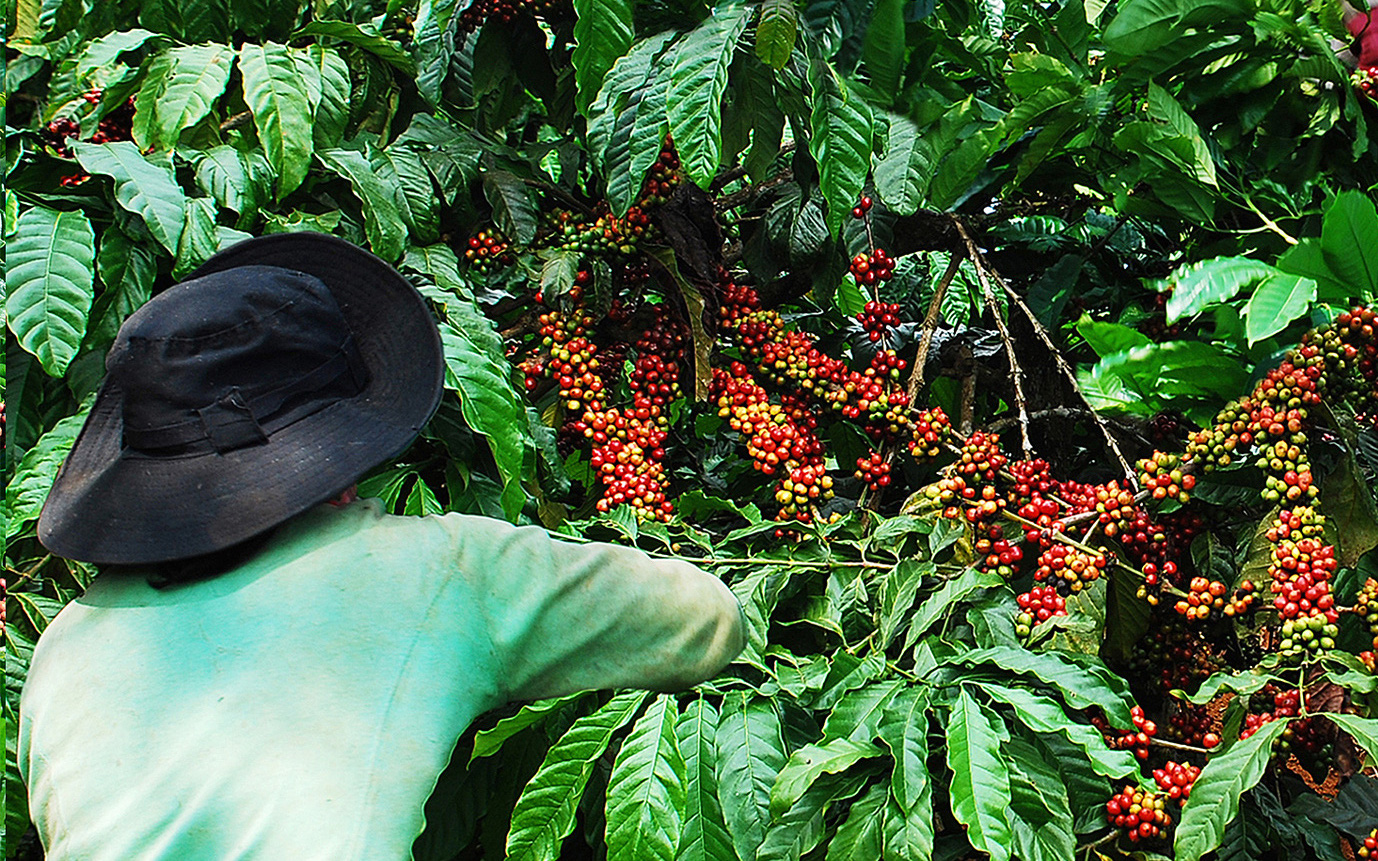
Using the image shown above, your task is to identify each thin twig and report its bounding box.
[907,249,965,400]
[950,216,1033,458]
[219,110,253,132]
[1078,829,1119,860]
[991,266,1138,487]
[1243,195,1299,246]
[6,554,52,592]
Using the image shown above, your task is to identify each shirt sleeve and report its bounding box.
[455,516,746,702]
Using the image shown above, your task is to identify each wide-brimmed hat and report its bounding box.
[37,233,444,565]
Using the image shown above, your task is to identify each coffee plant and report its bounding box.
[6,0,1378,859]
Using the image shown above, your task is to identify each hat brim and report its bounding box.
[37,234,445,565]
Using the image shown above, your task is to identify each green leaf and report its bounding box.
[5,207,95,377]
[74,26,153,72]
[1162,256,1277,323]
[1328,713,1378,765]
[1145,82,1216,187]
[1320,190,1378,298]
[927,125,1001,212]
[438,303,532,520]
[372,144,441,244]
[978,682,1138,779]
[572,0,634,117]
[193,145,272,225]
[606,694,686,861]
[482,169,540,246]
[1004,732,1076,861]
[825,780,886,860]
[1173,669,1273,705]
[74,141,187,254]
[238,41,315,199]
[877,688,931,828]
[139,44,235,150]
[862,0,905,99]
[1076,314,1152,357]
[175,198,221,278]
[472,693,590,763]
[770,738,883,817]
[588,32,675,215]
[873,113,924,216]
[676,698,737,861]
[901,568,1003,653]
[945,689,1013,861]
[540,249,582,302]
[1278,239,1351,304]
[758,771,869,861]
[717,692,787,861]
[402,243,473,303]
[1174,718,1289,861]
[403,475,444,515]
[809,64,874,236]
[316,146,408,262]
[756,0,798,70]
[506,690,649,861]
[1243,273,1316,345]
[293,20,416,73]
[5,408,89,538]
[953,646,1133,724]
[301,44,351,150]
[666,6,752,189]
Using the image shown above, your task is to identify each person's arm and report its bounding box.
[457,516,746,702]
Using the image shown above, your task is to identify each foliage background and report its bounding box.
[4,0,1378,858]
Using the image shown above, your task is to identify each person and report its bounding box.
[18,233,746,860]
[1340,0,1378,70]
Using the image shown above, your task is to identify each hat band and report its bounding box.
[123,336,369,454]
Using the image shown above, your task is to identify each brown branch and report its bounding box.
[715,170,793,213]
[950,216,1033,458]
[986,256,1139,487]
[219,110,254,132]
[711,142,798,196]
[907,250,965,400]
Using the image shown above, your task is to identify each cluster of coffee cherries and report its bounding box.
[1240,686,1300,741]
[44,90,136,185]
[1013,585,1066,639]
[1105,785,1173,843]
[639,143,682,207]
[1126,620,1229,695]
[907,407,952,458]
[465,229,515,272]
[848,248,895,286]
[457,0,570,32]
[1176,576,1255,621]
[717,277,918,443]
[1360,828,1378,860]
[1136,451,1195,503]
[710,364,834,529]
[956,431,1007,481]
[850,194,874,220]
[1265,506,1338,632]
[1352,66,1378,101]
[578,305,685,521]
[856,300,902,343]
[1355,578,1378,649]
[1093,706,1157,761]
[1034,544,1105,592]
[1166,704,1221,749]
[1151,761,1200,801]
[854,450,892,491]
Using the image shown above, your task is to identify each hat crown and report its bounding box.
[109,265,367,454]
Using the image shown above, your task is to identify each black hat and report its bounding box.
[37,233,444,565]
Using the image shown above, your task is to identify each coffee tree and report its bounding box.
[6,0,1378,858]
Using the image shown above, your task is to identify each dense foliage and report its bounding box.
[6,0,1378,858]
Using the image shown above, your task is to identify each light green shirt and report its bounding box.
[19,499,745,860]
